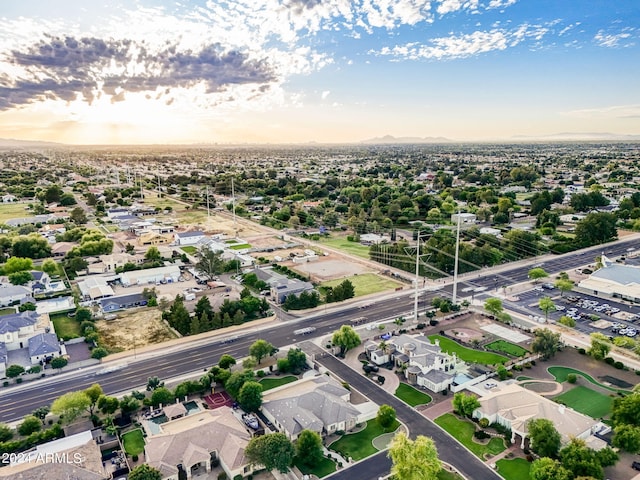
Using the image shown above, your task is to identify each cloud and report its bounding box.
[321,90,331,100]
[0,34,276,110]
[594,28,635,48]
[562,104,640,119]
[371,23,550,60]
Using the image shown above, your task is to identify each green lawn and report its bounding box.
[321,273,403,297]
[318,236,372,259]
[434,414,506,459]
[122,429,145,457]
[329,419,400,461]
[0,202,30,223]
[485,340,528,357]
[180,246,197,254]
[496,458,531,480]
[0,307,16,315]
[554,386,613,419]
[548,366,629,393]
[259,375,298,391]
[428,335,508,366]
[229,243,251,250]
[294,456,337,478]
[50,312,81,340]
[395,383,432,407]
[437,470,464,480]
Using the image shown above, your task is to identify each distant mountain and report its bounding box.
[361,134,452,144]
[511,132,640,141]
[0,138,64,148]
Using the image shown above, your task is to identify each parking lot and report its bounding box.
[512,285,639,338]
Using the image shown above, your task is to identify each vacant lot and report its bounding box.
[318,236,371,259]
[321,273,403,297]
[0,202,30,223]
[97,308,177,352]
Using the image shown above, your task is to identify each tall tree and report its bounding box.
[554,278,574,297]
[529,457,571,480]
[484,297,504,317]
[295,430,324,467]
[588,333,611,360]
[238,381,263,412]
[218,354,236,370]
[612,424,640,453]
[452,392,481,418]
[195,247,223,279]
[531,328,562,360]
[51,391,91,423]
[128,464,162,480]
[538,297,556,323]
[558,438,607,480]
[377,404,397,430]
[611,392,640,427]
[528,418,562,458]
[388,431,441,480]
[528,268,549,283]
[245,432,295,473]
[84,383,104,416]
[249,339,275,364]
[331,325,361,356]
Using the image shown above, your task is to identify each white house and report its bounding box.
[473,383,605,448]
[0,343,7,377]
[174,230,206,246]
[365,334,460,393]
[451,213,477,224]
[2,194,17,203]
[0,285,32,307]
[28,332,64,364]
[0,311,39,350]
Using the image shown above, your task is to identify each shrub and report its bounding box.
[256,370,266,378]
[567,373,577,384]
[416,323,426,330]
[479,418,490,428]
[217,473,227,480]
[578,348,586,354]
[530,360,536,366]
[132,455,138,462]
[614,361,624,369]
[604,357,615,365]
[429,319,439,326]
[474,430,490,440]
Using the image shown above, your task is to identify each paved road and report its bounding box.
[302,342,502,480]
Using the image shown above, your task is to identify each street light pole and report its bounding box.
[414,232,420,322]
[452,212,462,304]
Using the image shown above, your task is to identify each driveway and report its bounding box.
[343,345,400,395]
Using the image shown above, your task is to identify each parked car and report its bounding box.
[632,461,640,471]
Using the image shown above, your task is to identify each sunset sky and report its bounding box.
[0,0,638,144]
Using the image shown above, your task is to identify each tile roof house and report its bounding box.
[261,375,377,440]
[473,383,605,448]
[28,332,63,364]
[144,407,254,480]
[0,429,108,480]
[364,334,460,393]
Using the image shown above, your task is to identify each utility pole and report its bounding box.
[231,177,236,236]
[452,212,462,304]
[414,232,420,322]
[206,185,210,220]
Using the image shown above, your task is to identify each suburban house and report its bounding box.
[473,383,605,448]
[144,407,255,480]
[0,284,33,307]
[0,429,108,480]
[0,311,40,350]
[174,230,206,246]
[120,265,181,286]
[51,241,76,258]
[261,375,377,440]
[364,334,460,393]
[270,278,315,304]
[5,214,54,227]
[99,292,148,313]
[28,332,64,364]
[451,212,477,224]
[138,232,173,246]
[77,276,116,301]
[88,253,145,274]
[30,270,51,294]
[576,254,640,303]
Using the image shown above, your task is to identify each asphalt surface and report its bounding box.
[304,342,502,480]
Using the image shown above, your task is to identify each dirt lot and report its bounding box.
[96,308,177,352]
[288,257,372,282]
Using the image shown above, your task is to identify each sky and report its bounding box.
[0,0,638,145]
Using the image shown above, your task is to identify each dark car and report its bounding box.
[632,461,640,471]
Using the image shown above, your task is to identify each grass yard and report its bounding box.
[434,414,506,459]
[318,236,371,259]
[496,458,531,480]
[437,470,464,480]
[329,419,400,461]
[0,307,16,315]
[122,429,145,457]
[0,202,30,223]
[395,383,432,407]
[485,340,528,357]
[554,386,613,419]
[548,366,628,393]
[294,456,337,478]
[259,375,298,391]
[50,312,81,340]
[180,246,197,254]
[428,335,508,365]
[321,273,402,297]
[229,243,251,250]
